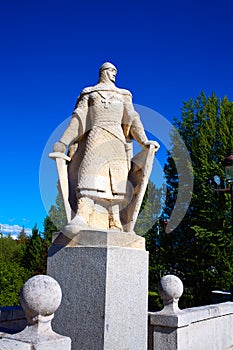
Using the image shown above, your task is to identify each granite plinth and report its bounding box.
[51,229,145,250]
[47,229,148,350]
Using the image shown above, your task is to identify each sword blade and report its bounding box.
[49,152,72,223]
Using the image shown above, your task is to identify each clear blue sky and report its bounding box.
[1,0,233,232]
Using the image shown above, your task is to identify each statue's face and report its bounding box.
[106,67,117,82]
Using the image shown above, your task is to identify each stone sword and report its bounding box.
[49,152,72,223]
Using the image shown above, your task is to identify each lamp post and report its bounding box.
[222,150,233,235]
[210,151,233,302]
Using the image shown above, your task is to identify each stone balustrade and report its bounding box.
[2,274,233,349]
[148,274,233,350]
[0,275,71,350]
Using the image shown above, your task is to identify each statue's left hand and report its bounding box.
[144,140,160,151]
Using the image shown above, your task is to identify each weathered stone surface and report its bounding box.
[51,229,145,250]
[149,300,233,349]
[0,338,32,349]
[20,274,62,323]
[148,275,233,349]
[47,243,148,350]
[150,302,233,328]
[158,274,183,313]
[50,62,160,232]
[0,336,71,350]
[0,275,71,350]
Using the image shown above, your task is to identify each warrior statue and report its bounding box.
[51,62,160,234]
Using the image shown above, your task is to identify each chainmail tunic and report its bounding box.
[77,125,128,200]
[63,84,148,205]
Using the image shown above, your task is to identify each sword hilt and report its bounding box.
[49,152,71,162]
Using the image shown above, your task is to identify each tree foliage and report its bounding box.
[22,224,45,274]
[43,216,57,245]
[153,92,233,308]
[0,235,30,305]
[134,181,164,237]
[0,261,30,306]
[48,191,67,231]
[0,217,57,306]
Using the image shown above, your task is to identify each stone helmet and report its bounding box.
[99,62,117,74]
[99,62,117,81]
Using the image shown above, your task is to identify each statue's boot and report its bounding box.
[62,197,93,237]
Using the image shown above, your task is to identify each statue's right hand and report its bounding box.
[53,141,66,153]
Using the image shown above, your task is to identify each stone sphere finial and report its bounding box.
[20,275,62,323]
[158,275,183,313]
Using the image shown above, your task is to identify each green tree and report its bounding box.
[0,235,30,306]
[0,220,58,306]
[134,181,164,237]
[22,224,45,275]
[49,191,67,230]
[0,235,24,264]
[0,261,30,306]
[17,226,28,243]
[40,215,58,272]
[43,215,57,245]
[160,92,233,307]
[134,181,165,311]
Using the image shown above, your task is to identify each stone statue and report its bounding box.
[50,62,160,234]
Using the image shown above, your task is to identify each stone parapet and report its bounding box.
[148,274,233,350]
[0,275,71,350]
[150,301,233,328]
[149,302,233,350]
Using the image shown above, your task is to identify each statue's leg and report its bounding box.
[109,204,122,231]
[75,196,94,225]
[88,201,109,230]
[62,196,94,233]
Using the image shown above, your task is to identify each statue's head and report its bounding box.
[99,62,117,84]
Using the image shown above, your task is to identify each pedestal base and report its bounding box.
[47,230,148,350]
[1,329,70,350]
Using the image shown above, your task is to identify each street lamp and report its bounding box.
[210,151,233,302]
[222,150,233,184]
[222,150,233,235]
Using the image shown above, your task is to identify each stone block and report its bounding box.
[0,275,71,350]
[51,229,145,250]
[149,302,233,350]
[0,337,71,350]
[0,338,31,349]
[47,231,148,350]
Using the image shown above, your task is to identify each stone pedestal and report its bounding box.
[0,275,71,350]
[47,230,148,350]
[0,336,70,350]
